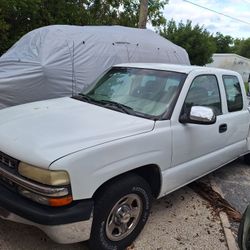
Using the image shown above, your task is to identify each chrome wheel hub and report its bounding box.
[116,205,131,224]
[105,194,143,241]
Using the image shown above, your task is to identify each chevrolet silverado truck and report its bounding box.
[0,63,250,250]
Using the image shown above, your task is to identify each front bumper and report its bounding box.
[0,184,94,243]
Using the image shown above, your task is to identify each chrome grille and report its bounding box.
[0,152,18,169]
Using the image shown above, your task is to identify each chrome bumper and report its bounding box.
[0,207,93,244]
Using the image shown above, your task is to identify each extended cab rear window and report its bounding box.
[222,75,243,112]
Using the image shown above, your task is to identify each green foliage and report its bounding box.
[213,32,233,53]
[238,38,250,59]
[231,38,250,59]
[147,0,168,27]
[231,38,244,54]
[160,20,216,65]
[245,82,249,94]
[0,0,167,55]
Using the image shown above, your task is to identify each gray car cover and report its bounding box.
[0,25,190,109]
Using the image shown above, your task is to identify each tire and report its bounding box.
[238,205,250,250]
[244,154,250,165]
[88,174,153,250]
[238,207,245,249]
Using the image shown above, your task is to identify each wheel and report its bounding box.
[244,153,250,165]
[88,174,153,250]
[238,205,250,250]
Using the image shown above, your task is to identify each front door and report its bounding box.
[170,74,230,189]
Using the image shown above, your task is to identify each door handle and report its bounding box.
[219,124,227,133]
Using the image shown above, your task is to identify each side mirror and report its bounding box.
[179,106,216,125]
[238,205,250,250]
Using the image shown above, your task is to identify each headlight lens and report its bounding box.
[17,162,72,206]
[18,162,70,186]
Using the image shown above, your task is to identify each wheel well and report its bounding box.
[133,165,161,198]
[93,164,161,199]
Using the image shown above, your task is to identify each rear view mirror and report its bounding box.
[238,205,250,250]
[179,106,216,125]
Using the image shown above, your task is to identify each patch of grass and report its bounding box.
[245,82,249,94]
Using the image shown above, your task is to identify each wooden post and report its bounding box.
[138,0,149,29]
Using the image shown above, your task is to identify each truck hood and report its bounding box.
[0,97,154,168]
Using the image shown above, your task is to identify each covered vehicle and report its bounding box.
[0,25,190,109]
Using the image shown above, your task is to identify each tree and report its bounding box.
[231,38,250,59]
[0,0,168,55]
[160,20,216,65]
[238,38,250,59]
[231,38,244,54]
[213,32,233,53]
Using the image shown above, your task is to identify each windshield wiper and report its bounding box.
[98,100,135,115]
[77,93,97,102]
[75,94,137,116]
[74,95,154,119]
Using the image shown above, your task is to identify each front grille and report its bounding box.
[0,151,19,169]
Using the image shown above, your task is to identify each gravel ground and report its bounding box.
[0,186,227,250]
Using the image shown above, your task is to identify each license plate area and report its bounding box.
[0,175,14,187]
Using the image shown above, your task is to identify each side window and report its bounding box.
[222,75,243,112]
[183,75,222,115]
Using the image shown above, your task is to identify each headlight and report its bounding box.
[18,162,70,186]
[16,162,72,207]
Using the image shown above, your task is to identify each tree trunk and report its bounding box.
[138,0,149,29]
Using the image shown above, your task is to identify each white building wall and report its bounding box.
[207,53,250,82]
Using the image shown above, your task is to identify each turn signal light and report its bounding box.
[48,195,73,207]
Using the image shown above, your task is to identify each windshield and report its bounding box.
[82,67,186,119]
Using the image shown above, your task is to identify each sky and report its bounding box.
[162,0,250,38]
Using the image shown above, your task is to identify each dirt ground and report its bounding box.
[0,186,227,250]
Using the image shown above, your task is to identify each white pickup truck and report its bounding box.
[0,63,249,250]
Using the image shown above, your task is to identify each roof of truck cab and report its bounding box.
[114,63,238,75]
